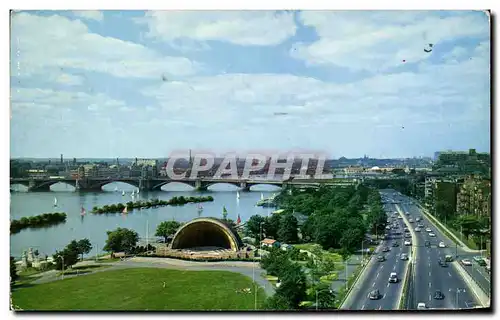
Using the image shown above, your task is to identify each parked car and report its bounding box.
[461,259,472,266]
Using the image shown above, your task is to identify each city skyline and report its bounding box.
[10,10,490,159]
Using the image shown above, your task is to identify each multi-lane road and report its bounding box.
[342,203,411,310]
[387,191,488,309]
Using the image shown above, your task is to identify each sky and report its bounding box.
[10,10,491,159]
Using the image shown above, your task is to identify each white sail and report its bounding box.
[237,191,240,199]
[261,193,264,200]
[53,197,58,207]
[131,190,135,196]
[122,190,125,196]
[136,188,140,194]
[114,186,118,192]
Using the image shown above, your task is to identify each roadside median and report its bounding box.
[396,205,417,310]
[451,261,490,308]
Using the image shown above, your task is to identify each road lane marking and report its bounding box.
[382,294,386,299]
[429,271,431,277]
[448,272,452,277]
[361,305,365,310]
[380,265,384,270]
[378,306,382,310]
[429,282,432,288]
[376,273,380,279]
[428,263,431,267]
[429,294,432,301]
[387,283,390,288]
[393,265,396,270]
[372,282,376,287]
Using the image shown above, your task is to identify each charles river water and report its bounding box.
[10,182,280,258]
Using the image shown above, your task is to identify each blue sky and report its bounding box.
[10,10,490,159]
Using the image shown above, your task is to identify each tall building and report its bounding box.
[456,176,491,217]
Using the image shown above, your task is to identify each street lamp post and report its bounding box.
[58,255,64,280]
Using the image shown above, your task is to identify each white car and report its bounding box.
[409,219,414,223]
[461,259,472,266]
[417,302,427,310]
[428,233,436,237]
[415,227,421,232]
[425,228,432,232]
[438,242,446,248]
[398,216,403,219]
[404,240,412,246]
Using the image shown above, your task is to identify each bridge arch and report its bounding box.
[205,182,241,190]
[153,181,196,191]
[170,217,243,251]
[247,183,283,191]
[99,180,140,190]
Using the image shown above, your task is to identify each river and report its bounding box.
[10,182,281,258]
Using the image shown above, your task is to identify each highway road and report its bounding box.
[383,191,484,310]
[342,203,410,310]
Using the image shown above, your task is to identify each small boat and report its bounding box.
[122,190,125,196]
[53,197,58,208]
[81,207,86,216]
[237,191,240,200]
[197,204,203,211]
[122,206,128,214]
[136,188,140,194]
[260,193,264,200]
[114,187,118,192]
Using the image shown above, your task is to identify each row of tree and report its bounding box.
[245,213,299,244]
[10,212,67,234]
[53,239,93,270]
[91,196,214,214]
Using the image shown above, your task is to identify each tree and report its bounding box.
[155,221,181,242]
[76,238,93,261]
[103,228,139,254]
[340,228,364,253]
[309,282,336,310]
[10,256,18,284]
[260,248,291,277]
[265,213,281,240]
[264,294,293,310]
[245,215,266,239]
[53,240,80,271]
[274,262,307,309]
[278,214,298,243]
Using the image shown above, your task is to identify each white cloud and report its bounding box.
[293,11,489,72]
[137,11,297,46]
[72,10,103,22]
[55,73,85,86]
[11,12,201,79]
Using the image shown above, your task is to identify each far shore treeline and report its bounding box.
[10,212,67,234]
[92,196,214,214]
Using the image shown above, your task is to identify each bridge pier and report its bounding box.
[239,181,250,192]
[195,180,208,191]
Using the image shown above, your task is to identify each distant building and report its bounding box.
[261,238,280,248]
[343,166,365,174]
[456,176,491,218]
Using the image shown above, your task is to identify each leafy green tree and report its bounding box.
[310,282,336,310]
[155,221,181,242]
[10,256,18,284]
[274,262,307,309]
[340,228,364,253]
[53,241,79,271]
[245,215,266,239]
[103,228,139,254]
[264,213,281,240]
[260,248,291,277]
[264,294,293,310]
[75,238,93,261]
[278,214,298,243]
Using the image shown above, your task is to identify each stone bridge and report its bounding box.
[10,176,361,192]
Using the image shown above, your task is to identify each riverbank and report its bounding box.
[91,196,214,214]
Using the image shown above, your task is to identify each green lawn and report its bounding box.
[11,268,266,311]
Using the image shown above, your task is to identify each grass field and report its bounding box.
[11,268,267,311]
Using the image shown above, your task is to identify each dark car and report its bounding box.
[477,259,487,267]
[438,259,448,267]
[382,246,390,252]
[369,289,381,300]
[425,241,431,247]
[377,255,386,262]
[433,291,444,300]
[392,242,399,247]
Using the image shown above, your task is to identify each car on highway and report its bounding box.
[400,253,408,260]
[433,291,445,300]
[417,223,425,228]
[369,289,381,300]
[403,227,409,232]
[377,255,386,262]
[385,226,391,230]
[473,256,484,263]
[445,255,453,262]
[392,242,399,247]
[461,259,472,266]
[477,259,487,267]
[404,233,411,238]
[404,240,412,246]
[398,216,403,219]
[415,217,421,222]
[417,302,427,310]
[388,272,398,283]
[405,212,410,215]
[424,241,431,247]
[425,228,432,232]
[428,232,436,237]
[409,218,414,223]
[438,242,446,248]
[415,227,421,232]
[382,246,390,252]
[438,258,448,267]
